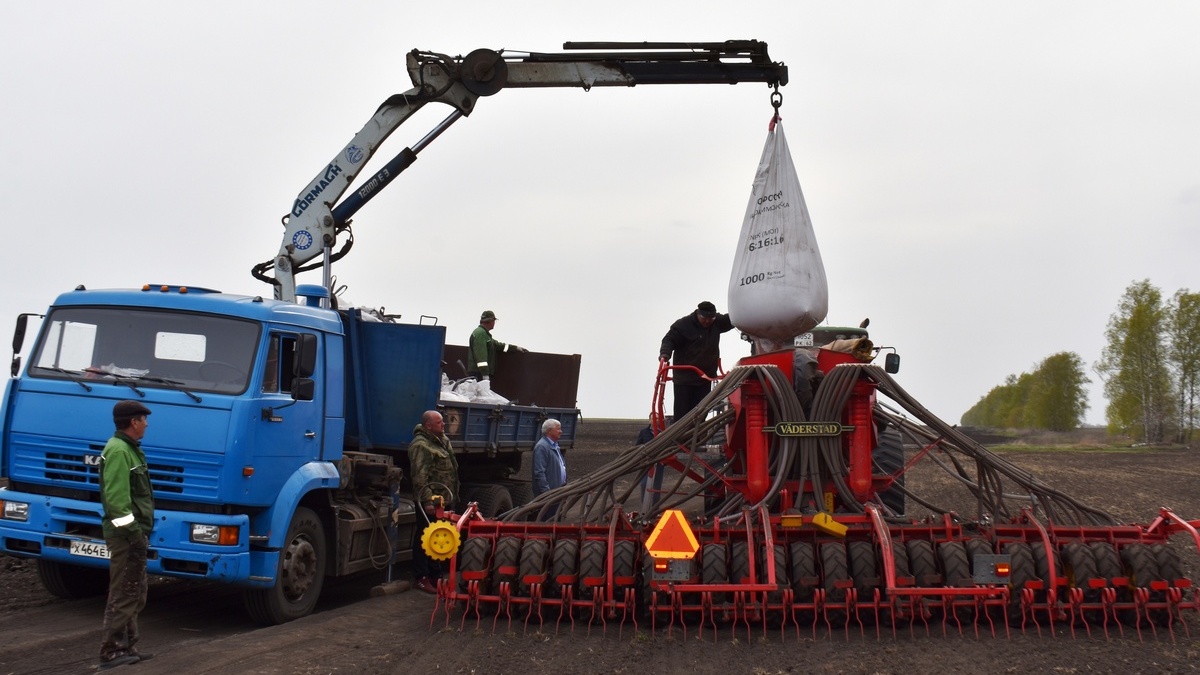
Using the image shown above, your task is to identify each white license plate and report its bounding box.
[69,540,110,559]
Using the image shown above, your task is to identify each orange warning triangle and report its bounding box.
[644,509,700,560]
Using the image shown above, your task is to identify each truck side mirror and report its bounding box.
[11,313,36,377]
[293,334,317,378]
[291,377,315,402]
[884,352,900,374]
[12,314,28,354]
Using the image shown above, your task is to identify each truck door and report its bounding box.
[256,332,322,461]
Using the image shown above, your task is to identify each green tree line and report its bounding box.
[1095,280,1199,443]
[961,352,1089,431]
[961,280,1199,442]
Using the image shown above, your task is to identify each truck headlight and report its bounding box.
[2,500,29,522]
[190,523,239,545]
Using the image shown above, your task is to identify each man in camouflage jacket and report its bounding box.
[408,410,460,594]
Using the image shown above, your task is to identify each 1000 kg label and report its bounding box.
[739,273,766,286]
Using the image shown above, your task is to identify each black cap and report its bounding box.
[113,400,151,418]
[697,301,717,318]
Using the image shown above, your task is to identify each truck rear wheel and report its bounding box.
[37,559,109,599]
[471,484,514,518]
[243,506,327,625]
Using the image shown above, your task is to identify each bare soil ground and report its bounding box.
[2,419,1199,675]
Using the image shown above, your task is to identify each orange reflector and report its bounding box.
[645,509,700,560]
[141,284,151,291]
[654,560,669,573]
[779,513,804,528]
[242,466,255,477]
[160,285,169,292]
[218,526,240,546]
[179,286,188,293]
[995,562,1011,577]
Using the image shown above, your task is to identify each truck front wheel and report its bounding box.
[37,559,109,599]
[243,507,327,624]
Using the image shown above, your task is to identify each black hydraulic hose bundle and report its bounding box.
[500,362,1120,528]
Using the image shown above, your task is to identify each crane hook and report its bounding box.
[769,86,783,130]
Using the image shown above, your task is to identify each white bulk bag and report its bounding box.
[727,119,827,351]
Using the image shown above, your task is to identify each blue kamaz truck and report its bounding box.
[0,283,579,623]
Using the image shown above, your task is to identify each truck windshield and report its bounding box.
[28,307,261,395]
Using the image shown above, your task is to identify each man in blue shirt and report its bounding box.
[531,419,566,520]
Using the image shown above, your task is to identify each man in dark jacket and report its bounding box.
[531,418,566,520]
[98,400,155,669]
[408,410,460,595]
[659,301,734,422]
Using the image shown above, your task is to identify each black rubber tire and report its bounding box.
[1031,541,1061,602]
[938,541,971,586]
[872,427,906,515]
[1062,542,1100,604]
[506,481,535,508]
[518,538,548,595]
[457,536,492,594]
[548,538,579,599]
[906,539,937,585]
[964,537,992,576]
[612,540,637,586]
[730,541,751,584]
[788,541,816,601]
[701,543,728,584]
[1002,542,1036,620]
[36,559,109,599]
[1120,543,1160,589]
[243,506,326,625]
[472,484,514,518]
[1151,543,1183,626]
[820,541,849,603]
[1089,542,1121,581]
[888,539,911,584]
[847,540,879,598]
[1151,543,1183,583]
[491,535,521,588]
[762,543,789,602]
[577,540,607,601]
[1120,543,1162,625]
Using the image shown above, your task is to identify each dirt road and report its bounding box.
[1,420,1198,674]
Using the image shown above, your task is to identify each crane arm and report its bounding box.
[256,41,787,302]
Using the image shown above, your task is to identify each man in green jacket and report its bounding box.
[467,310,527,381]
[97,400,155,669]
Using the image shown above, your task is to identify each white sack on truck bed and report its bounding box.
[727,119,827,353]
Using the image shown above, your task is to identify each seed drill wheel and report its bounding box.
[1119,543,1164,625]
[1001,542,1037,620]
[548,538,579,599]
[701,542,729,603]
[1062,542,1101,624]
[578,540,607,601]
[518,538,549,595]
[788,541,816,603]
[491,536,522,588]
[457,536,492,594]
[421,521,462,561]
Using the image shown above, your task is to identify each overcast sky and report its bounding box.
[3,2,1197,425]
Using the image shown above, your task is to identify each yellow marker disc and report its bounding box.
[421,521,462,561]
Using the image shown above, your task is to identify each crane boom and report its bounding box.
[254,41,788,302]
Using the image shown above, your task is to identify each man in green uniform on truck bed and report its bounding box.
[467,310,526,381]
[97,400,156,669]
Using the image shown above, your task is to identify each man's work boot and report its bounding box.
[98,653,140,670]
[414,577,438,595]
